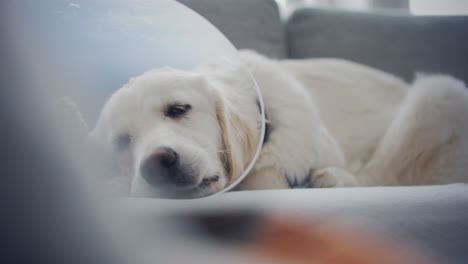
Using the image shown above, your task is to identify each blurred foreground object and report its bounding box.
[249,216,431,264]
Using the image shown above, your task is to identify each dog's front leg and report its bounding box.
[310,167,358,188]
[235,166,290,190]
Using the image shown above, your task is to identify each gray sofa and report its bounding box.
[178,0,468,83]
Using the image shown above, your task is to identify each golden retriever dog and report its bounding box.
[89,50,468,198]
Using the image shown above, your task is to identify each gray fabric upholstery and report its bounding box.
[177,0,286,59]
[287,8,468,83]
[121,184,468,264]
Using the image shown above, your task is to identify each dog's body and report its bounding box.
[90,50,468,197]
[239,50,468,190]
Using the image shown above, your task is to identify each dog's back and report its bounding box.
[241,50,409,171]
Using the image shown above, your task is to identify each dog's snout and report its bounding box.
[140,147,197,189]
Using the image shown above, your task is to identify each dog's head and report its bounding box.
[90,62,262,198]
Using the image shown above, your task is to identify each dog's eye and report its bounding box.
[115,134,131,152]
[165,104,191,118]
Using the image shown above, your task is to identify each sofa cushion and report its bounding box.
[121,184,468,263]
[287,8,468,83]
[177,0,286,58]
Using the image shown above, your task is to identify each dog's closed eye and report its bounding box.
[165,103,192,118]
[115,134,131,152]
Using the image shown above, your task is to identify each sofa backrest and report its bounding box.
[287,8,468,83]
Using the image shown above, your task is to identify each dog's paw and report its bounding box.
[311,167,358,188]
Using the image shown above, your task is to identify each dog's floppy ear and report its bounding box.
[216,91,259,185]
[198,57,262,185]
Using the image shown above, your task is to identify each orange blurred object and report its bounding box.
[249,216,433,264]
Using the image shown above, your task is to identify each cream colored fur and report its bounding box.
[238,50,468,189]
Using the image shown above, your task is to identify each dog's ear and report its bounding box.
[198,57,262,185]
[216,94,259,185]
[55,97,89,141]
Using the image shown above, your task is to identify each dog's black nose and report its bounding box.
[155,147,178,168]
[140,147,195,189]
